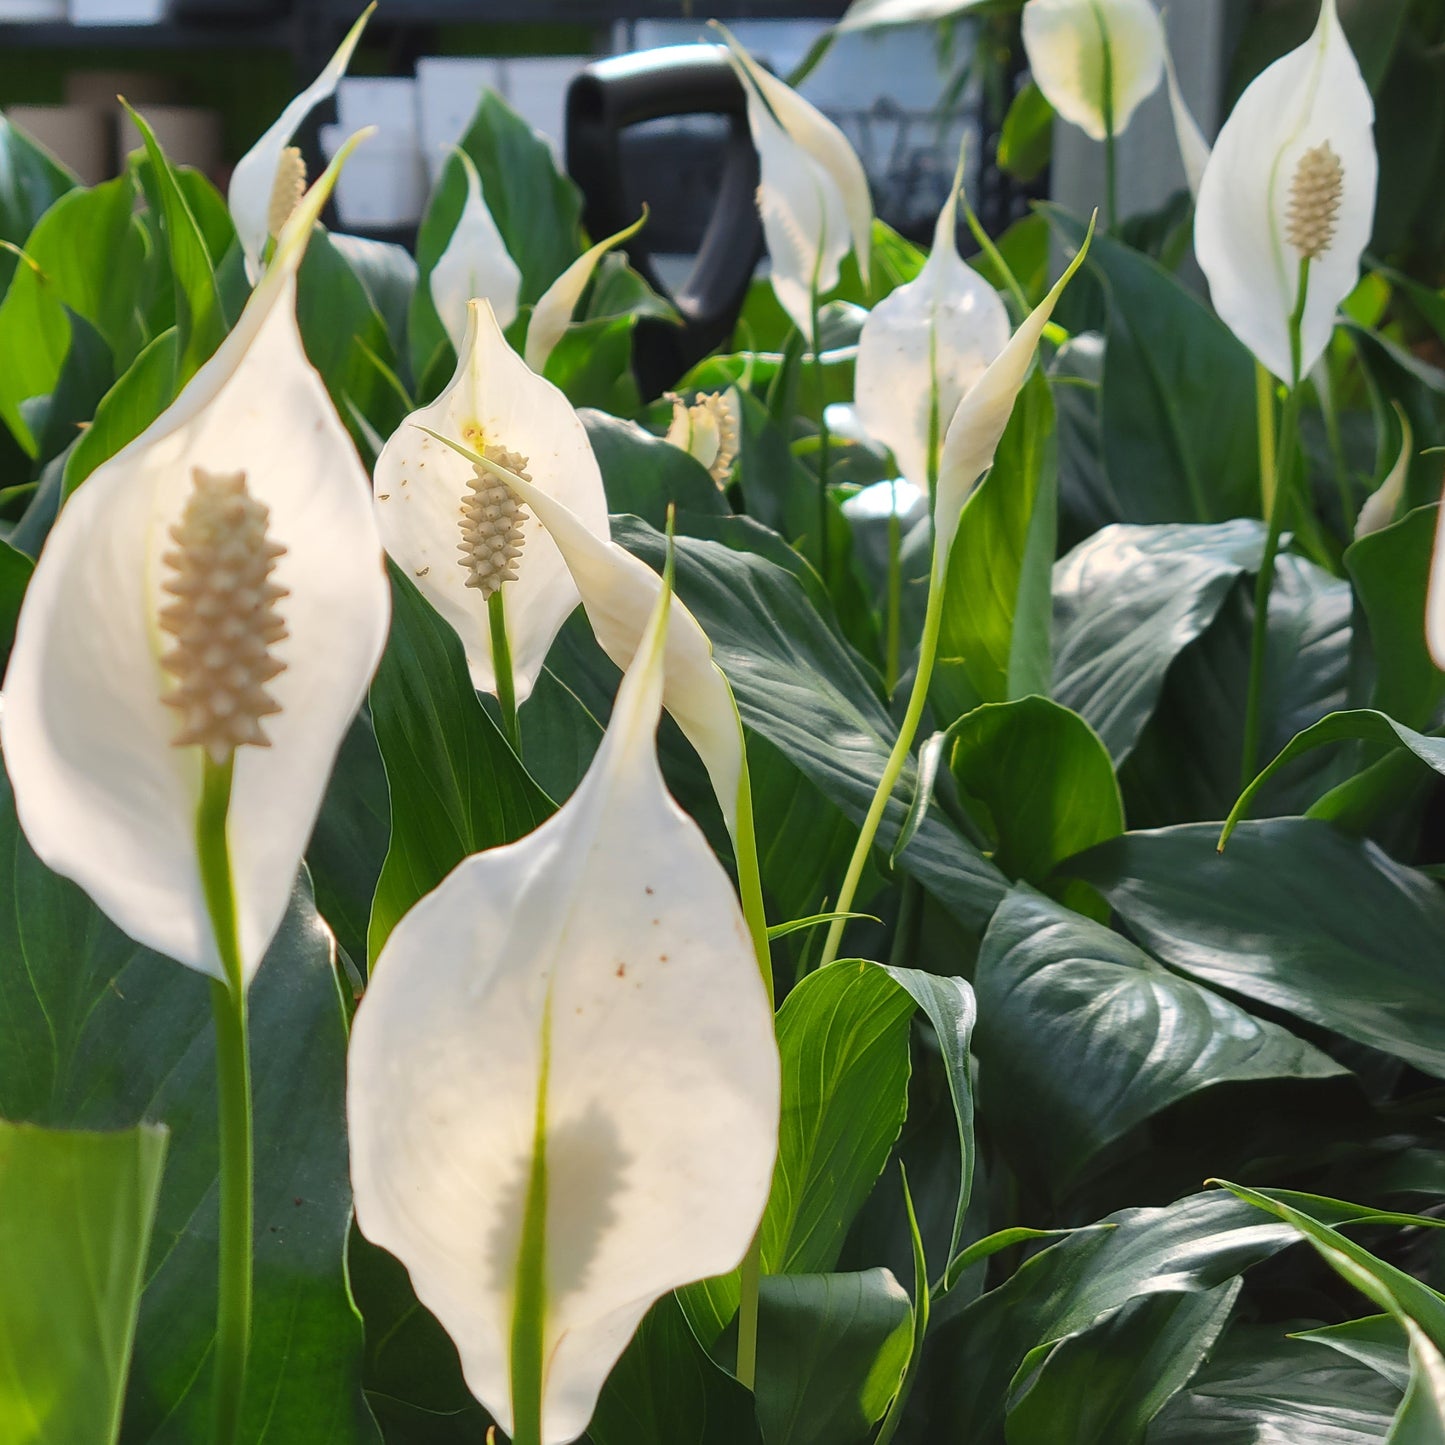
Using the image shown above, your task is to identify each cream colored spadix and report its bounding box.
[932,214,1096,581]
[420,427,745,836]
[373,300,609,703]
[1194,0,1376,385]
[716,22,873,342]
[228,5,373,283]
[854,149,1010,492]
[347,573,780,1445]
[665,389,741,487]
[430,149,522,353]
[1021,0,1166,142]
[1,134,391,987]
[524,212,648,374]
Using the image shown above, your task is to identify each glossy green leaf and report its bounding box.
[409,91,582,389]
[0,1120,166,1445]
[1068,821,1445,1077]
[329,232,416,370]
[584,408,728,527]
[0,768,379,1442]
[127,108,231,386]
[1346,504,1445,729]
[1007,1283,1240,1445]
[975,888,1347,1190]
[60,328,178,501]
[754,1270,912,1445]
[1053,520,1267,762]
[934,369,1057,715]
[588,1295,762,1445]
[617,519,1010,935]
[999,80,1055,183]
[1046,209,1259,526]
[32,308,113,468]
[948,696,1123,893]
[1148,1326,1402,1442]
[0,175,140,455]
[0,112,75,267]
[366,564,554,962]
[0,535,32,671]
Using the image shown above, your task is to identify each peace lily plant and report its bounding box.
[1194,0,1377,781]
[2,134,388,1444]
[348,566,780,1445]
[7,6,1445,1444]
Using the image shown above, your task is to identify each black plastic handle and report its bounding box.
[566,44,764,399]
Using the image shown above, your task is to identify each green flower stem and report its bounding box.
[736,1231,764,1392]
[1241,259,1311,788]
[489,588,521,753]
[885,497,903,695]
[510,996,553,1445]
[196,755,252,1445]
[820,550,948,970]
[811,284,833,584]
[1255,361,1277,515]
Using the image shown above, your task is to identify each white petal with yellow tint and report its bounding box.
[525,212,648,374]
[228,5,373,283]
[717,24,873,338]
[854,154,1010,491]
[421,427,744,835]
[932,215,1094,580]
[1356,403,1411,541]
[1021,0,1165,142]
[1194,0,1376,384]
[347,576,779,1445]
[430,149,522,352]
[2,138,391,985]
[1163,42,1210,200]
[373,300,609,703]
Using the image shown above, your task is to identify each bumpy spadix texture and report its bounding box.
[665,391,740,486]
[2,140,391,986]
[458,447,529,598]
[1195,0,1376,383]
[1286,142,1344,260]
[374,300,609,702]
[1021,0,1165,142]
[717,24,872,342]
[159,468,288,762]
[228,4,371,281]
[348,581,780,1445]
[267,146,307,242]
[854,156,1010,492]
[933,219,1094,582]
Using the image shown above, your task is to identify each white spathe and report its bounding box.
[932,217,1095,581]
[1163,41,1210,199]
[854,155,1011,492]
[373,302,608,703]
[347,577,779,1445]
[228,5,373,283]
[524,213,647,374]
[429,148,522,353]
[1355,405,1411,541]
[1021,0,1166,142]
[1194,0,1377,385]
[2,137,391,987]
[421,427,745,838]
[717,24,873,342]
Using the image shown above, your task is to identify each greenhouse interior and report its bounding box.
[4,0,1445,1441]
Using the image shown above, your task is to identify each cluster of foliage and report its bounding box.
[5,1,1445,1442]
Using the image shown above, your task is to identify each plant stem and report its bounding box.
[1090,1,1118,230]
[510,998,552,1445]
[820,552,948,970]
[196,755,252,1445]
[1241,260,1310,788]
[489,588,521,752]
[732,754,775,1011]
[885,491,902,695]
[811,286,832,584]
[736,1230,763,1391]
[1255,361,1277,516]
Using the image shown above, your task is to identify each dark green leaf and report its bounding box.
[1052,520,1266,762]
[34,308,113,467]
[0,769,379,1441]
[1068,821,1445,1078]
[584,409,728,528]
[754,1270,912,1445]
[974,888,1346,1190]
[998,81,1054,183]
[0,1120,167,1445]
[0,535,32,671]
[367,564,554,962]
[329,233,417,371]
[0,111,75,267]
